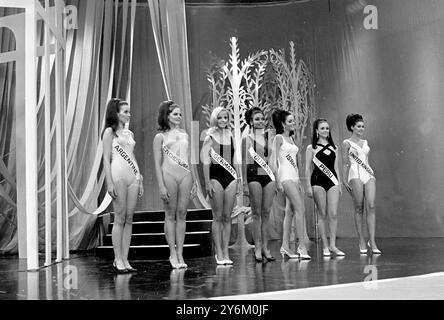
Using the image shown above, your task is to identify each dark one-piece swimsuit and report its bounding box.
[246,131,273,188]
[310,143,338,192]
[210,135,236,189]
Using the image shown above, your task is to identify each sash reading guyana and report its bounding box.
[248,147,275,181]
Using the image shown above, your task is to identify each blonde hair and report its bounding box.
[207,107,232,137]
[209,107,231,128]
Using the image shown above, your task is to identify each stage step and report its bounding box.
[107,219,212,234]
[109,209,213,222]
[96,209,213,260]
[101,231,210,246]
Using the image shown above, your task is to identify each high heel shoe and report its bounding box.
[368,241,382,254]
[329,247,345,256]
[262,250,276,262]
[215,255,225,265]
[280,247,299,259]
[113,261,128,274]
[252,252,263,263]
[359,243,368,254]
[297,247,311,260]
[169,256,180,269]
[322,247,331,257]
[126,266,138,273]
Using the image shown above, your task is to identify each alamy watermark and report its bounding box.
[63,265,78,290]
[63,5,78,30]
[363,5,378,30]
[363,265,378,290]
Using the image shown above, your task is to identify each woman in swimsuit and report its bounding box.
[305,118,345,257]
[269,109,310,260]
[102,98,144,273]
[153,101,198,269]
[201,107,242,265]
[242,107,276,262]
[342,114,381,255]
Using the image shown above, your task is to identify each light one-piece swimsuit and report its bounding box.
[277,134,300,183]
[345,139,375,184]
[111,129,139,187]
[162,130,191,184]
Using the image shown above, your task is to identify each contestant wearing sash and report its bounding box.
[270,109,310,260]
[242,107,276,262]
[201,107,242,265]
[153,101,197,269]
[342,114,381,255]
[102,98,144,273]
[305,118,345,257]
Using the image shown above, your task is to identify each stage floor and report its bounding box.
[1,238,444,300]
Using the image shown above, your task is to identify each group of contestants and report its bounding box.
[102,99,381,273]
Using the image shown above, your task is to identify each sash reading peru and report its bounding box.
[210,148,238,179]
[114,143,141,180]
[162,143,191,172]
[348,151,375,177]
[312,156,339,185]
[248,147,275,181]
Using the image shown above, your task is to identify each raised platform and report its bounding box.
[95,209,213,259]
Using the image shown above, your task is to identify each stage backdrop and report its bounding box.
[2,0,444,254]
[180,0,444,237]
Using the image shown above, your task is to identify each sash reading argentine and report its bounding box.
[114,144,140,179]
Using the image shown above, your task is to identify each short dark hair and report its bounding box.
[245,107,264,127]
[346,114,364,132]
[157,100,180,132]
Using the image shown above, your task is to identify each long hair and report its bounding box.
[101,98,128,139]
[271,109,292,135]
[311,118,336,149]
[245,107,263,127]
[157,100,180,132]
[346,113,364,132]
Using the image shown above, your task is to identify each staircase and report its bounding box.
[96,209,213,260]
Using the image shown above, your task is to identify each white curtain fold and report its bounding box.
[0,0,137,252]
[147,0,209,208]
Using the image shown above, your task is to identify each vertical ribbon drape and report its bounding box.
[0,0,137,253]
[147,0,209,208]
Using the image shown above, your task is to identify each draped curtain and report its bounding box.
[0,0,137,253]
[0,7,19,252]
[147,0,209,209]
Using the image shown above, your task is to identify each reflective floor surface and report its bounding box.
[1,238,444,300]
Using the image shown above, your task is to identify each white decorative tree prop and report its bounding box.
[224,37,268,248]
[202,39,315,247]
[202,37,267,248]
